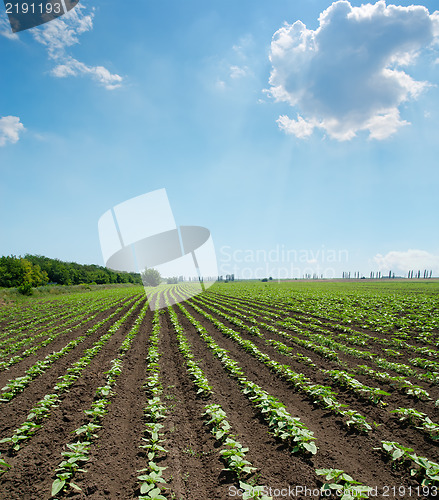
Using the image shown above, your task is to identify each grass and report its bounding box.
[0,283,143,306]
[2,278,439,308]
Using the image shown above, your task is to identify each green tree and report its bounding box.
[0,256,48,294]
[141,268,161,287]
[5,254,142,287]
[0,256,23,287]
[21,259,48,287]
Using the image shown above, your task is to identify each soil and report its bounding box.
[0,288,437,499]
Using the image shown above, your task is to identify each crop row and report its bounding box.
[51,299,149,497]
[190,286,439,490]
[138,293,169,500]
[172,296,318,455]
[200,292,439,388]
[206,283,439,339]
[197,293,435,403]
[165,296,271,498]
[195,293,439,437]
[0,292,143,372]
[171,295,377,499]
[0,295,140,403]
[0,289,133,338]
[0,297,144,456]
[185,296,375,433]
[0,293,112,351]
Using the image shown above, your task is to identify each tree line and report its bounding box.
[0,254,142,292]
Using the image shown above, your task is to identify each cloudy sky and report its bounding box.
[0,0,438,279]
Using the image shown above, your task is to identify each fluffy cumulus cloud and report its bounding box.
[0,116,25,146]
[50,57,123,90]
[269,1,439,140]
[373,249,439,274]
[31,4,122,90]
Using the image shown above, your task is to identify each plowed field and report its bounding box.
[0,281,438,499]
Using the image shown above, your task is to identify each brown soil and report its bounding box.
[0,290,438,499]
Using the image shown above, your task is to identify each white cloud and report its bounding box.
[268,1,439,140]
[364,107,409,139]
[31,6,93,57]
[373,249,439,274]
[0,116,25,146]
[0,13,18,40]
[51,57,123,90]
[230,65,248,79]
[277,114,316,138]
[211,35,256,91]
[32,4,122,89]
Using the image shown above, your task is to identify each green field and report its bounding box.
[1,280,439,499]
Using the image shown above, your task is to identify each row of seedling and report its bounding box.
[0,293,140,372]
[137,297,168,500]
[191,295,263,337]
[273,300,439,360]
[0,303,118,403]
[0,289,127,349]
[195,296,342,364]
[0,307,98,368]
[164,297,272,498]
[265,338,316,367]
[186,299,374,434]
[203,291,437,391]
[211,295,435,401]
[175,291,376,496]
[179,303,431,436]
[266,333,431,404]
[357,364,432,401]
[322,369,390,405]
[51,300,148,497]
[205,284,437,341]
[280,312,439,379]
[167,306,213,398]
[379,441,439,487]
[391,407,439,441]
[0,296,86,341]
[203,403,272,500]
[173,300,319,456]
[267,356,388,417]
[0,297,144,456]
[0,294,111,353]
[195,297,436,432]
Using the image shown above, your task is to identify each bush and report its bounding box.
[18,283,33,296]
[141,268,161,287]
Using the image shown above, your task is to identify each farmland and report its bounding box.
[0,281,439,499]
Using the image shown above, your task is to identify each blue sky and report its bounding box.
[0,0,438,279]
